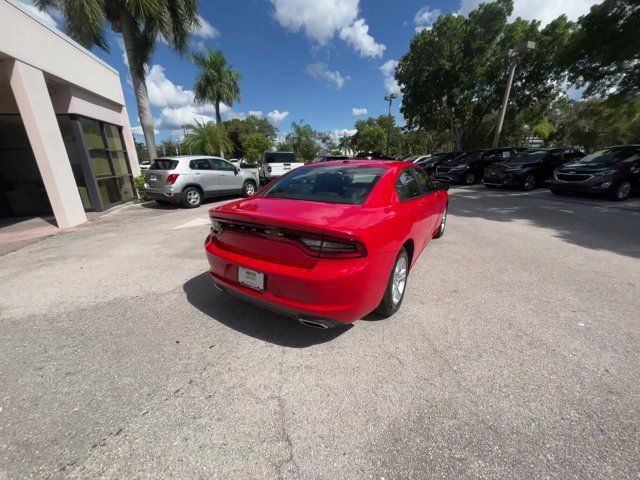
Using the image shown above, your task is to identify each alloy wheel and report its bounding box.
[392,256,407,305]
[187,190,200,206]
[616,181,631,200]
[245,183,256,196]
[464,173,475,185]
[524,174,536,191]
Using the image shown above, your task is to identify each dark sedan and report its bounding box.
[434,148,527,185]
[483,147,585,190]
[550,146,640,201]
[415,152,458,176]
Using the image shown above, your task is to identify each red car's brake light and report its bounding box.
[299,236,367,259]
[166,173,180,185]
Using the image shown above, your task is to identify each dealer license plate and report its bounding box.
[238,267,264,291]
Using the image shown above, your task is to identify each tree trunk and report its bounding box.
[214,101,224,158]
[120,12,158,162]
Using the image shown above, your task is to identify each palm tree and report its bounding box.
[183,120,233,157]
[35,0,200,161]
[191,48,241,127]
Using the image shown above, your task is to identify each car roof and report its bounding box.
[155,155,223,161]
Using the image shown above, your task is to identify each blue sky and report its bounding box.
[20,0,600,141]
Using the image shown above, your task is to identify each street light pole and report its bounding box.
[492,41,535,149]
[384,93,398,155]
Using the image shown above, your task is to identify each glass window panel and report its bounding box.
[118,176,135,201]
[80,117,104,149]
[98,178,120,206]
[0,115,31,149]
[90,150,112,177]
[56,116,75,141]
[111,151,129,175]
[104,124,124,150]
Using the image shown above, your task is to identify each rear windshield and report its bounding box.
[261,166,386,205]
[150,159,178,170]
[264,152,296,163]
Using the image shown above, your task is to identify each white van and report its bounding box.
[259,152,304,185]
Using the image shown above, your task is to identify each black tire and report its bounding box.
[609,180,631,201]
[375,247,409,318]
[242,180,257,197]
[522,173,536,191]
[181,187,202,208]
[433,205,447,239]
[463,172,476,185]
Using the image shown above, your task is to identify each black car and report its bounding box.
[434,147,528,185]
[483,147,586,191]
[415,152,458,176]
[354,152,397,160]
[550,145,640,201]
[312,154,350,163]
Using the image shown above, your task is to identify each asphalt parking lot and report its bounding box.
[1,187,639,479]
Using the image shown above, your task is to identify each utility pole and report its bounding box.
[384,93,398,155]
[492,41,536,148]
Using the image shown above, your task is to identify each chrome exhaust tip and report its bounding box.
[298,318,330,329]
[213,283,225,293]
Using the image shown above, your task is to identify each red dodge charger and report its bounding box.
[205,160,449,328]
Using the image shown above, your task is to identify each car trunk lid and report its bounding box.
[209,198,365,268]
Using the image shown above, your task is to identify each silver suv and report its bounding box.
[144,156,258,208]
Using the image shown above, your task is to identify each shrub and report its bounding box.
[134,175,147,201]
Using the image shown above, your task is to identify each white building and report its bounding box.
[0,0,140,229]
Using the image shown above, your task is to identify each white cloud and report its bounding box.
[16,0,63,29]
[192,15,220,39]
[351,107,368,117]
[267,110,290,123]
[414,6,442,32]
[380,59,401,96]
[131,125,160,137]
[459,0,602,25]
[333,128,357,138]
[146,65,194,108]
[248,110,264,117]
[271,0,385,58]
[339,19,386,58]
[306,62,349,89]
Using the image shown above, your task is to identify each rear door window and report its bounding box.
[396,170,421,201]
[411,168,434,194]
[210,159,235,171]
[190,159,212,170]
[151,159,178,170]
[264,153,296,163]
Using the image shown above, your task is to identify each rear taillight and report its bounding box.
[166,173,180,185]
[299,236,367,259]
[267,166,272,173]
[210,218,222,235]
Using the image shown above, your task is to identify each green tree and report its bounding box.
[184,120,233,157]
[36,0,200,162]
[159,139,179,156]
[532,117,555,143]
[357,125,387,153]
[396,0,572,150]
[191,48,241,126]
[550,98,640,151]
[243,133,273,164]
[224,116,278,158]
[565,0,640,97]
[354,115,404,156]
[288,120,320,162]
[134,139,149,164]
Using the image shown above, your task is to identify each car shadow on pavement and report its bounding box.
[183,272,352,348]
[450,186,640,259]
[140,195,243,210]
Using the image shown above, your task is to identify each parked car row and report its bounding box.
[407,145,640,201]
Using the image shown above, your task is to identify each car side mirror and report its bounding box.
[234,166,240,175]
[432,180,449,191]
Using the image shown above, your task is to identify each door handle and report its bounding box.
[194,172,201,175]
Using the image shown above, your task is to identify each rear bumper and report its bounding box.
[204,236,393,324]
[144,187,181,203]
